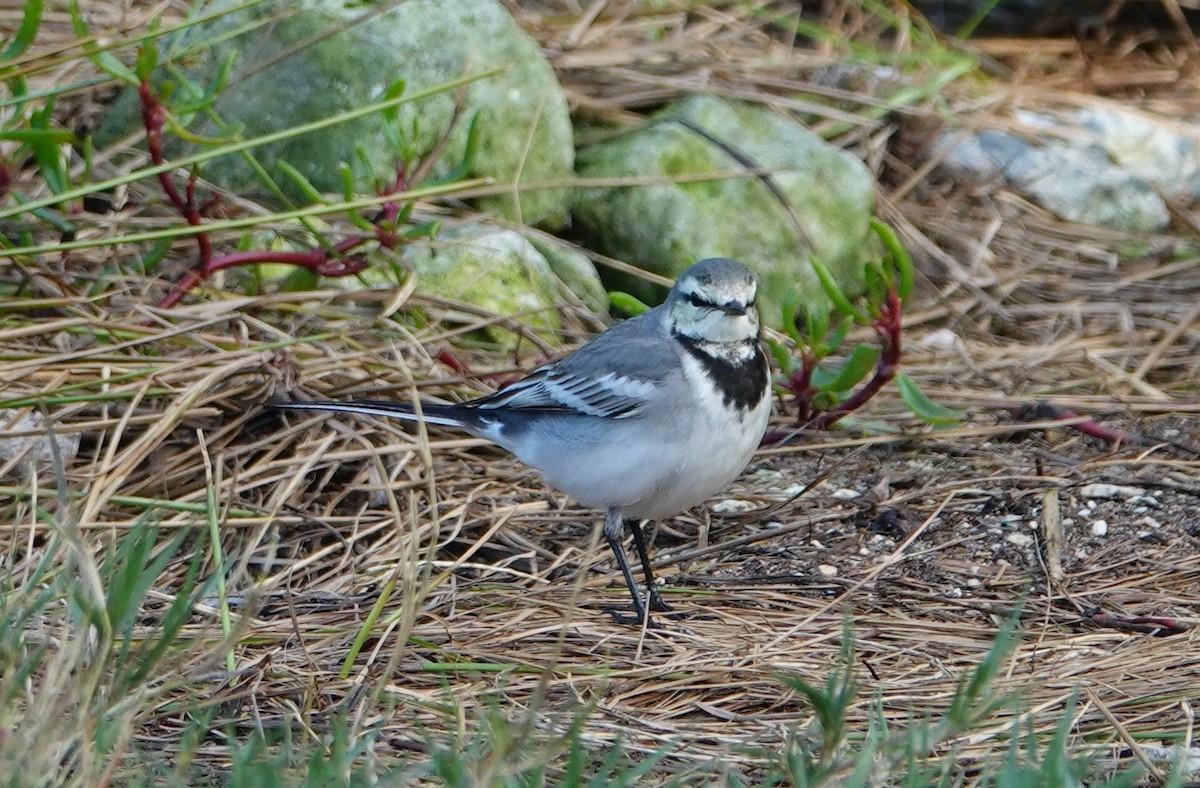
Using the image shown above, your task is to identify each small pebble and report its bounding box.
[711,499,754,514]
[818,564,838,578]
[1138,515,1163,529]
[966,578,981,588]
[916,327,965,354]
[1091,520,1109,537]
[1061,518,1075,526]
[1006,532,1034,547]
[1080,483,1145,500]
[831,488,861,501]
[1077,509,1093,518]
[810,540,826,550]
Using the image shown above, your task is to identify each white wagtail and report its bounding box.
[274,258,772,625]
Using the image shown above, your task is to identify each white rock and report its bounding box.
[711,499,754,514]
[1080,483,1146,500]
[1006,532,1034,547]
[1138,515,1163,529]
[916,328,966,354]
[818,564,838,578]
[1061,518,1075,526]
[1091,520,1109,537]
[831,488,861,501]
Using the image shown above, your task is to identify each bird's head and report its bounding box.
[665,258,760,344]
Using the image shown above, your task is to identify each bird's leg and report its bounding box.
[627,518,673,613]
[601,507,652,626]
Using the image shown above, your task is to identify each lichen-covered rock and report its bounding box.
[573,95,876,327]
[253,222,603,341]
[528,238,608,314]
[97,0,573,226]
[405,226,564,347]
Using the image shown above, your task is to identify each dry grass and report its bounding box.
[3,0,1200,783]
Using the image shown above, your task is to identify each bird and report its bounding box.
[273,257,772,626]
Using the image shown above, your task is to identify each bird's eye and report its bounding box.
[686,292,712,309]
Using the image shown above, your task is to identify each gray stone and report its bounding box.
[937,106,1200,232]
[573,95,877,328]
[0,412,80,479]
[97,0,573,226]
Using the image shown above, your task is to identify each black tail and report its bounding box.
[270,399,476,430]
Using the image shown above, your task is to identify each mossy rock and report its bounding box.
[96,0,573,226]
[574,95,877,327]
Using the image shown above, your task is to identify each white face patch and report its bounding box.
[667,288,760,345]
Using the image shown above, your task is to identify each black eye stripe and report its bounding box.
[686,292,712,308]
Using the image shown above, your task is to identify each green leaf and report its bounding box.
[819,315,853,356]
[1,0,43,61]
[276,160,327,204]
[802,300,829,349]
[811,255,867,322]
[776,287,804,344]
[764,337,794,375]
[3,75,29,118]
[436,112,483,184]
[135,39,158,82]
[69,0,138,84]
[27,103,69,194]
[138,237,174,274]
[0,128,77,144]
[896,371,962,425]
[608,291,650,316]
[403,219,439,240]
[380,78,406,122]
[338,162,356,202]
[863,260,888,306]
[821,344,880,394]
[871,218,914,302]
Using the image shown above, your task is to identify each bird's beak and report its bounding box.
[720,302,748,316]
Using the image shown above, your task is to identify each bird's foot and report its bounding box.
[602,606,665,628]
[603,594,683,628]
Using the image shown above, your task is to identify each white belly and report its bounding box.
[502,360,771,520]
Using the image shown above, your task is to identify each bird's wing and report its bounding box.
[472,366,658,418]
[470,309,676,419]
